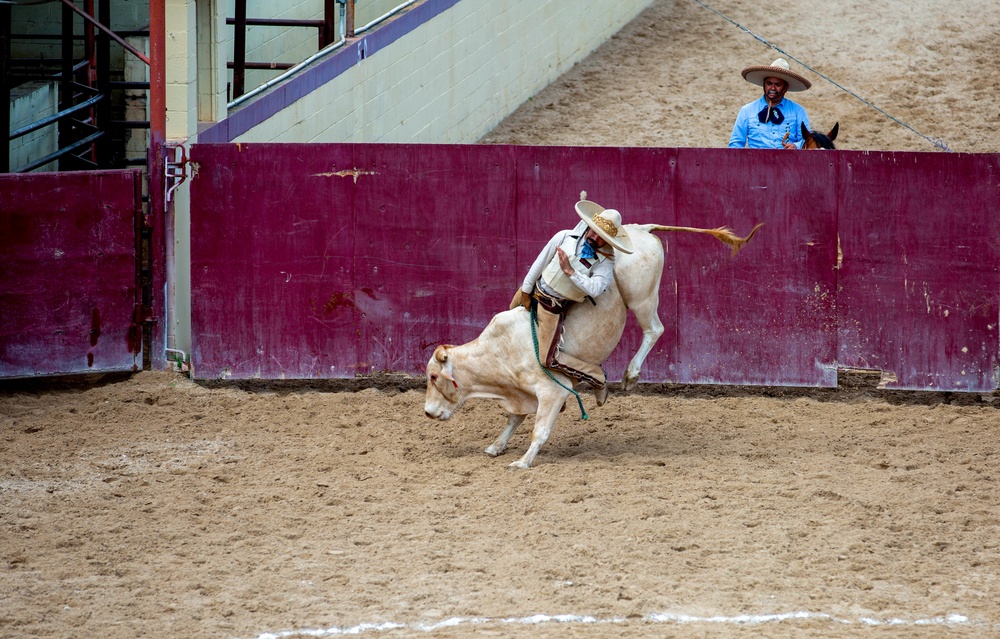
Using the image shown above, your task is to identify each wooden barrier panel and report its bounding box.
[0,170,142,378]
[673,148,839,386]
[190,143,518,379]
[350,144,518,373]
[837,152,1000,390]
[190,144,359,379]
[189,143,1000,391]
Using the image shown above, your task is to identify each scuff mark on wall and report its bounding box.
[311,168,379,183]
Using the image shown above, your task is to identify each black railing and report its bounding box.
[227,0,352,99]
[4,1,150,173]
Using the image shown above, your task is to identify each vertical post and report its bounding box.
[345,0,355,38]
[1,3,11,173]
[60,0,75,170]
[233,0,247,99]
[97,0,112,167]
[84,0,96,166]
[149,0,165,143]
[322,0,336,48]
[85,0,96,82]
[147,0,167,371]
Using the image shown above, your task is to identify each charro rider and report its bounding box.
[510,199,633,407]
[729,57,813,149]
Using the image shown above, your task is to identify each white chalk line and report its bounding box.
[249,610,991,639]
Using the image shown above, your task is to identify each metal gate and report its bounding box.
[0,169,148,378]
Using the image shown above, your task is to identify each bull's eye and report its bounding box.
[430,373,438,383]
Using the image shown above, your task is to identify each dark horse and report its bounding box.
[801,122,839,149]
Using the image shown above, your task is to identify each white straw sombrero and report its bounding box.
[574,200,634,254]
[741,58,811,92]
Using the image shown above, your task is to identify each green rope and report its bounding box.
[530,300,588,420]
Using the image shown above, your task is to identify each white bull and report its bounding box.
[424,222,761,469]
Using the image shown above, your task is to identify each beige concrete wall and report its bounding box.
[225,0,322,95]
[232,0,654,144]
[166,0,198,139]
[9,0,149,69]
[9,82,58,172]
[165,0,199,358]
[198,0,229,123]
[223,0,402,98]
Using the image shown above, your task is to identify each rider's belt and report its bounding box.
[532,285,574,314]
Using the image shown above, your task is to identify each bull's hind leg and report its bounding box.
[509,391,569,469]
[486,413,527,457]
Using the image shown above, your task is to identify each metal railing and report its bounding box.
[228,0,349,100]
[227,0,422,109]
[3,0,151,173]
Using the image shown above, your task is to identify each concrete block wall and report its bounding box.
[225,0,322,94]
[9,82,58,173]
[124,36,151,163]
[223,0,404,98]
[10,0,150,70]
[166,0,199,139]
[230,0,654,144]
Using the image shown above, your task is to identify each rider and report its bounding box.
[729,58,813,149]
[511,199,633,406]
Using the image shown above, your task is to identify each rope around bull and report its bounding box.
[530,301,589,420]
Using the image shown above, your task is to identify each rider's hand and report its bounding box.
[556,248,574,276]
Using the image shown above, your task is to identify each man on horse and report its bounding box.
[510,200,634,407]
[729,58,813,149]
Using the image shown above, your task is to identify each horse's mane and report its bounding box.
[802,122,839,150]
[808,132,836,150]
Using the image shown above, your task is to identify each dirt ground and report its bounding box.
[482,0,1000,153]
[2,372,999,639]
[4,1,1000,638]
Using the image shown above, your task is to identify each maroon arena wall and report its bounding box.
[188,143,1000,391]
[1,170,143,378]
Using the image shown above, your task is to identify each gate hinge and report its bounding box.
[165,143,191,207]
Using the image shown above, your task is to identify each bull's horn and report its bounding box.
[433,345,450,364]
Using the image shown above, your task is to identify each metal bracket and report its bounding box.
[164,143,189,207]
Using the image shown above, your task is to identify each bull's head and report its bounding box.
[424,344,461,420]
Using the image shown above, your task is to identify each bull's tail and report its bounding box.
[639,222,765,256]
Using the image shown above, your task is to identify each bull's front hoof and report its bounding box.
[507,460,531,470]
[485,444,505,457]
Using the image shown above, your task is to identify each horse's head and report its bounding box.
[801,122,839,149]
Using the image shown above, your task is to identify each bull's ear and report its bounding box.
[433,345,450,364]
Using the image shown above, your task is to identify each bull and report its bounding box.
[424,221,761,468]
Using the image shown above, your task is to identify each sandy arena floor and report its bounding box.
[4,1,1000,638]
[1,373,999,639]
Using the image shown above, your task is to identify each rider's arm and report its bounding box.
[521,230,569,294]
[728,104,751,148]
[569,256,614,299]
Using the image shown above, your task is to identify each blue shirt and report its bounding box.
[728,96,811,149]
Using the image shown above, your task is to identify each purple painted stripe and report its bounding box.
[198,0,463,144]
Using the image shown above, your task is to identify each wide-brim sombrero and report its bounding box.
[575,200,634,254]
[741,58,811,92]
